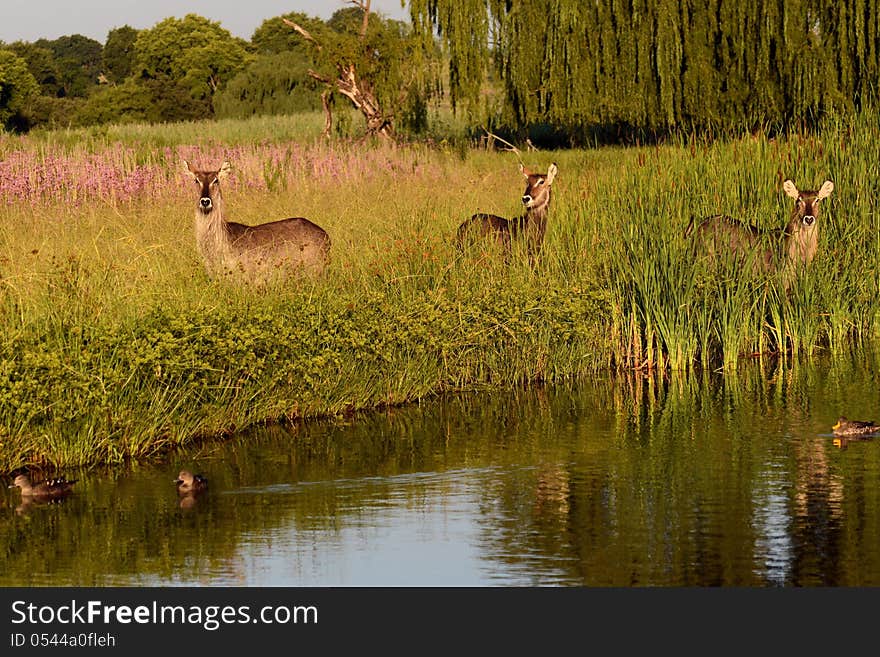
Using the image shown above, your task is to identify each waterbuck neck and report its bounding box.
[522,186,551,227]
[193,187,234,271]
[784,215,818,266]
[783,195,820,266]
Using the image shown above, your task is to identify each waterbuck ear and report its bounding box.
[218,161,232,181]
[783,179,800,199]
[181,159,198,181]
[545,163,558,185]
[817,180,834,200]
[519,162,532,179]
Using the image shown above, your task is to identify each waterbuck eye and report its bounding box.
[211,178,219,186]
[536,179,545,185]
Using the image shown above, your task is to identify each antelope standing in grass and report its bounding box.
[456,162,559,267]
[183,160,331,282]
[687,178,834,278]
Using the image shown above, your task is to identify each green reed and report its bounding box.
[602,109,880,372]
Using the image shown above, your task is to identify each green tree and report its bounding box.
[0,49,40,131]
[213,52,323,119]
[34,34,103,97]
[251,12,325,57]
[76,78,154,125]
[133,14,252,119]
[5,42,63,97]
[103,26,138,84]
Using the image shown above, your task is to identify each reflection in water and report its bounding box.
[752,462,793,585]
[2,350,880,585]
[13,494,75,518]
[792,427,846,585]
[833,435,873,450]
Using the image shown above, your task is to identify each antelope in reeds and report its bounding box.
[456,162,559,266]
[687,179,834,277]
[183,160,331,282]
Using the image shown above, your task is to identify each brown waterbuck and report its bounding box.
[456,162,559,266]
[183,160,331,282]
[687,178,834,277]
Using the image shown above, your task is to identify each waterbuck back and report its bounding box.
[688,178,834,275]
[456,162,558,266]
[183,160,331,282]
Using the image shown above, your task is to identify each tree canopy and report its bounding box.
[4,2,879,137]
[134,14,252,114]
[0,49,41,131]
[413,0,880,135]
[103,26,138,84]
[279,2,433,138]
[33,34,103,98]
[213,52,323,119]
[250,12,326,57]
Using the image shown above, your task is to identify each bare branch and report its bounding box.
[307,69,334,86]
[361,0,371,40]
[347,0,371,40]
[483,129,523,156]
[320,90,333,139]
[282,17,322,51]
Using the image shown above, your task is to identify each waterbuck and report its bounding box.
[456,162,558,266]
[183,160,331,282]
[688,178,834,277]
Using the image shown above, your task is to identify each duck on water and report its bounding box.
[832,417,880,436]
[8,474,78,500]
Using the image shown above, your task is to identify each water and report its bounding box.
[3,353,880,586]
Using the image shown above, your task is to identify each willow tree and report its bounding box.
[411,0,880,134]
[283,0,432,140]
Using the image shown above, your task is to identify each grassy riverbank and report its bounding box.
[1,111,879,471]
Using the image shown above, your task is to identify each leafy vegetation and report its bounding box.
[0,5,435,136]
[0,50,40,131]
[415,0,880,137]
[1,107,879,471]
[5,1,877,138]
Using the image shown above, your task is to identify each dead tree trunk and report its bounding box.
[320,89,332,139]
[283,1,395,141]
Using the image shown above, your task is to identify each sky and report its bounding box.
[0,0,410,44]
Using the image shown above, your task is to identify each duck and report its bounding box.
[832,416,880,436]
[8,474,78,499]
[174,470,208,494]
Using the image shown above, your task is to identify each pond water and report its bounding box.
[3,351,880,586]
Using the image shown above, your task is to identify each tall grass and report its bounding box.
[600,111,880,370]
[1,110,879,471]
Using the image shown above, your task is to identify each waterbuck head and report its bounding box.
[520,162,558,213]
[183,160,232,215]
[782,179,834,264]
